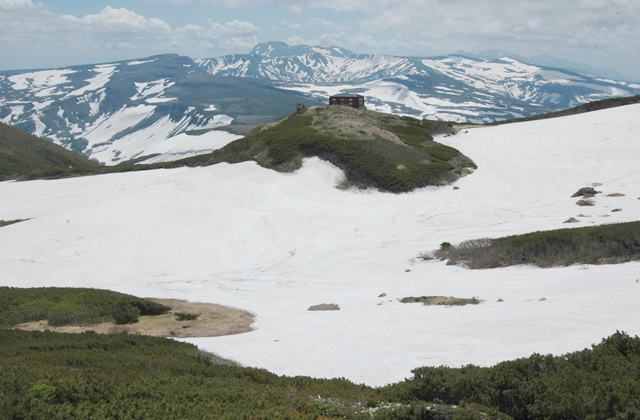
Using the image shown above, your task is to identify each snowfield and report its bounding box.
[1,104,639,386]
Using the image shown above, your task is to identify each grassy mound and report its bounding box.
[174,106,476,193]
[0,287,170,327]
[425,221,640,269]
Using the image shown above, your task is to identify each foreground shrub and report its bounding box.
[381,331,640,420]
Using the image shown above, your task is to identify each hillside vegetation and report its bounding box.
[1,326,638,419]
[425,221,640,269]
[0,122,99,181]
[174,106,476,192]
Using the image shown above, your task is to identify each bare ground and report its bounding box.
[11,298,254,338]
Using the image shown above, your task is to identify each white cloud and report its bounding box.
[62,7,172,34]
[281,20,302,29]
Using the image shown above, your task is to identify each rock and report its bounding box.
[612,208,622,212]
[308,303,340,311]
[563,217,580,223]
[576,199,595,206]
[572,187,600,198]
[378,293,387,298]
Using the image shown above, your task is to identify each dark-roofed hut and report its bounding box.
[329,94,365,109]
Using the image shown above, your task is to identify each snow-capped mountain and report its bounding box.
[0,53,321,165]
[2,42,639,164]
[197,42,640,123]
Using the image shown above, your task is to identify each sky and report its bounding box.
[0,0,639,81]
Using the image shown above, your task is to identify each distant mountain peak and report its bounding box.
[248,41,352,58]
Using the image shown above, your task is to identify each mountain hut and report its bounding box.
[329,94,365,109]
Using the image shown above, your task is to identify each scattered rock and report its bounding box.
[572,187,600,198]
[453,186,459,190]
[612,208,622,212]
[577,214,592,217]
[600,214,611,217]
[308,303,340,311]
[576,199,595,206]
[606,193,625,197]
[378,293,387,298]
[563,217,580,223]
[497,298,504,302]
[405,269,411,272]
[539,297,546,301]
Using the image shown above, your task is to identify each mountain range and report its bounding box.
[1,42,639,165]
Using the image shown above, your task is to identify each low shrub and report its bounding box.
[426,221,640,269]
[175,312,200,321]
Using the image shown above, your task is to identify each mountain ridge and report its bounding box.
[2,42,639,165]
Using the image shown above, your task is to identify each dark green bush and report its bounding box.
[175,312,200,321]
[0,287,170,327]
[382,331,640,420]
[429,221,640,268]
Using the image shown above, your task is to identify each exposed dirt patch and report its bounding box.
[11,298,254,338]
[306,106,407,145]
[451,124,484,134]
[400,296,481,306]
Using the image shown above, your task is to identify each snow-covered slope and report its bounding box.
[1,104,639,386]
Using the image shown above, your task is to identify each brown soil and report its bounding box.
[11,298,254,338]
[451,124,484,134]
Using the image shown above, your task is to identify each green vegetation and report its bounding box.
[1,327,637,419]
[487,94,640,126]
[382,331,640,420]
[174,106,475,193]
[0,328,504,419]
[0,287,170,327]
[0,121,99,181]
[1,288,637,419]
[175,312,201,321]
[400,296,481,306]
[1,106,473,192]
[425,221,640,269]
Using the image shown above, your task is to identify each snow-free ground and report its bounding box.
[1,104,639,386]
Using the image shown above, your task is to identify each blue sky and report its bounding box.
[1,0,639,80]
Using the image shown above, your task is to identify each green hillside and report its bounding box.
[0,122,99,181]
[173,105,476,193]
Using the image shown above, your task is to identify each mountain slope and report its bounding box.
[0,121,98,181]
[2,43,639,165]
[198,42,640,123]
[0,54,322,165]
[175,105,475,193]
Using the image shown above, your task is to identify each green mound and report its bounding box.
[426,220,640,269]
[0,287,170,327]
[176,106,476,193]
[0,122,99,181]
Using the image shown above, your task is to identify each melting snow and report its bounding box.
[7,69,76,91]
[1,104,639,386]
[65,65,117,98]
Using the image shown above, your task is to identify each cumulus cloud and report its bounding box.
[61,7,172,34]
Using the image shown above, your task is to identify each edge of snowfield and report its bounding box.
[1,104,639,387]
